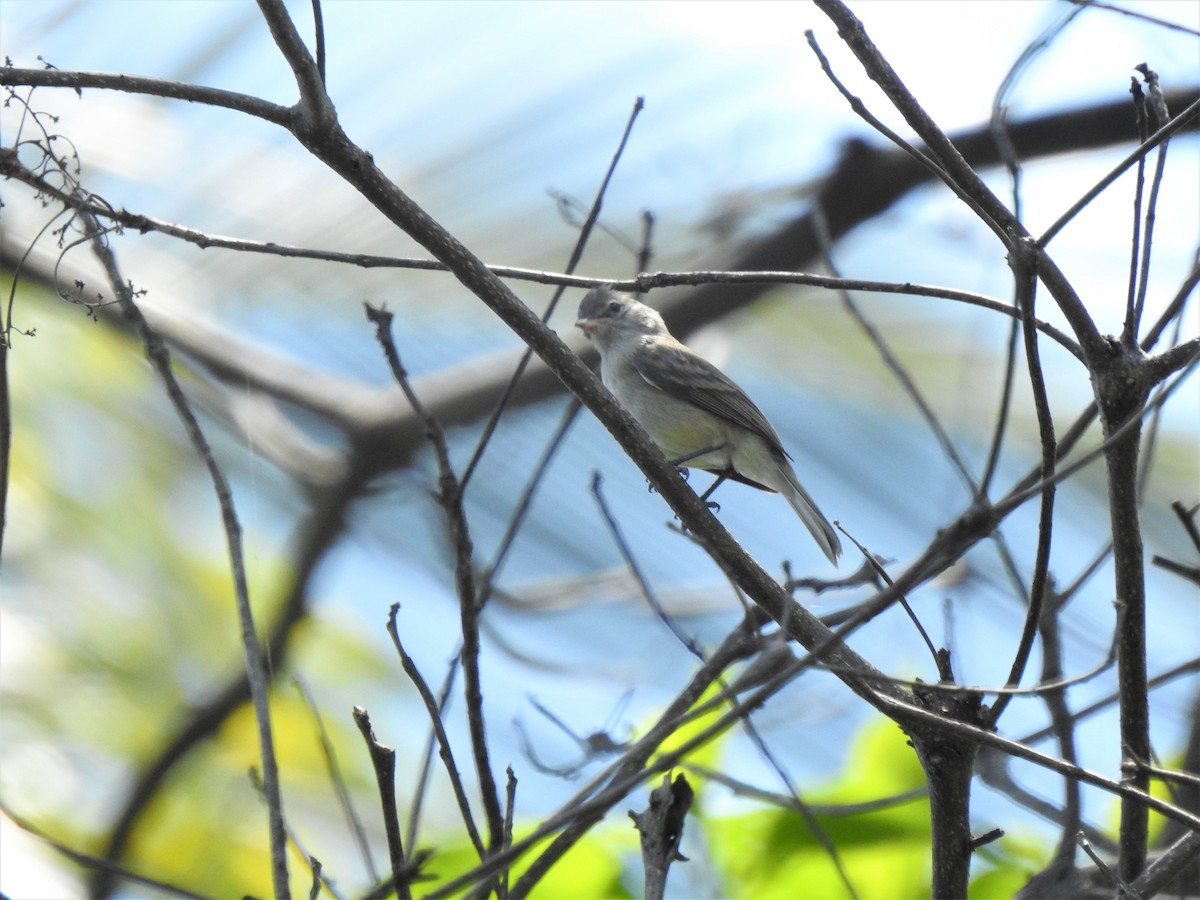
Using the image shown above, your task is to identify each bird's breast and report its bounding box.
[602,358,735,469]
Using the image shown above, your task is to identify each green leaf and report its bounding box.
[705,717,930,898]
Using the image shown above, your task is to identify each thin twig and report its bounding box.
[502,768,518,898]
[995,354,1197,517]
[590,471,703,659]
[352,707,413,900]
[989,239,1056,725]
[2,96,302,898]
[835,530,940,671]
[1123,78,1150,344]
[806,628,1116,700]
[0,318,8,560]
[1128,66,1172,344]
[1169,500,1200,550]
[976,745,1116,855]
[365,303,505,861]
[385,606,485,859]
[738,715,859,899]
[681,762,926,814]
[1068,0,1200,35]
[0,65,294,124]
[405,655,462,856]
[1078,832,1143,898]
[1126,753,1200,791]
[809,23,1089,694]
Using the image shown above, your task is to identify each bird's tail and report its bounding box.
[779,466,842,566]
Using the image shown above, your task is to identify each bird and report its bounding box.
[576,285,841,565]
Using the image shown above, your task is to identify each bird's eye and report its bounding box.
[606,301,622,315]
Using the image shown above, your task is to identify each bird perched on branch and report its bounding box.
[576,285,841,565]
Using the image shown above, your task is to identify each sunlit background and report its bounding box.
[2,0,1198,896]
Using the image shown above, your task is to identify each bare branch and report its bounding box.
[629,773,693,900]
[75,209,289,900]
[0,65,292,125]
[352,707,413,900]
[366,304,505,871]
[384,607,485,859]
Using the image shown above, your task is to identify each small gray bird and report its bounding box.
[576,286,841,565]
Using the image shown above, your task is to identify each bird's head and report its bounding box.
[576,286,667,346]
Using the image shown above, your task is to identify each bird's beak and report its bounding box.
[575,317,597,333]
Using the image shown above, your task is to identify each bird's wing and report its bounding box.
[631,338,790,458]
